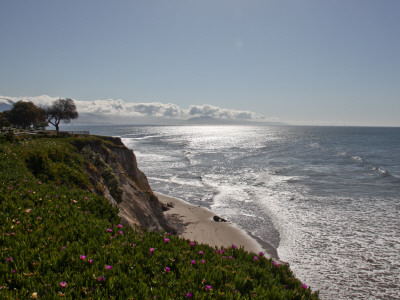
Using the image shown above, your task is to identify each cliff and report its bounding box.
[0,134,318,299]
[72,136,175,233]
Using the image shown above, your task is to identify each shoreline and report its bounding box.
[155,192,280,261]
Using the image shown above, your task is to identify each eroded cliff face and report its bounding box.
[74,136,174,233]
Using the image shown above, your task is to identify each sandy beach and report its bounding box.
[156,192,279,260]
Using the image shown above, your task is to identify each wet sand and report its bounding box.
[156,192,279,260]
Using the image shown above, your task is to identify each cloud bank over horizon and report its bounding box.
[0,95,276,124]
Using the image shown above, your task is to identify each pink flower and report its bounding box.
[191,260,196,265]
[80,255,86,260]
[302,284,308,290]
[119,231,123,235]
[6,257,13,262]
[201,259,205,264]
[118,224,123,228]
[259,252,264,257]
[164,238,170,243]
[130,243,135,247]
[106,265,112,270]
[72,200,77,204]
[38,182,41,185]
[215,250,219,254]
[89,260,94,264]
[254,256,258,261]
[59,281,67,288]
[232,244,236,249]
[37,217,42,220]
[11,269,16,273]
[229,256,233,260]
[165,266,170,272]
[206,285,212,291]
[25,209,31,213]
[221,249,226,254]
[273,261,278,268]
[149,248,155,253]
[190,242,196,246]
[198,251,204,255]
[4,233,8,236]
[84,197,88,200]
[107,229,112,232]
[186,292,192,298]
[98,276,105,282]
[62,246,66,250]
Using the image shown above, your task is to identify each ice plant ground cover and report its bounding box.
[0,134,319,299]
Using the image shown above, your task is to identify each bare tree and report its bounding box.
[46,98,78,133]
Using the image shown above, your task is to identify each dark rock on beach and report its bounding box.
[213,215,227,222]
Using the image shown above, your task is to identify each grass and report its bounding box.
[0,134,319,299]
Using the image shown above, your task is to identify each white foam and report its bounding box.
[148,176,204,188]
[352,155,364,162]
[118,125,400,299]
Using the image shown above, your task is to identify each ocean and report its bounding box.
[64,124,400,299]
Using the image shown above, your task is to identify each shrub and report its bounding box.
[81,146,123,203]
[0,136,319,299]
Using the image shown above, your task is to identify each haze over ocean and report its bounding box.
[2,1,400,127]
[63,124,400,299]
[2,1,400,297]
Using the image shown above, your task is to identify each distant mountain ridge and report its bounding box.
[0,97,285,126]
[186,116,285,125]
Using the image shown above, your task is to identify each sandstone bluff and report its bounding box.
[73,136,175,234]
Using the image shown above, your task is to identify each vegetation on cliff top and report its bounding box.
[1,98,78,132]
[0,134,319,299]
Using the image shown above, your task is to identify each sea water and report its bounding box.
[64,124,400,299]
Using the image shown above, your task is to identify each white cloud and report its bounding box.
[188,104,263,120]
[0,95,272,123]
[0,95,58,108]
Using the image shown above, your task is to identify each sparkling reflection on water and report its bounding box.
[65,124,400,299]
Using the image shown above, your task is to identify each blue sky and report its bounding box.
[1,0,399,126]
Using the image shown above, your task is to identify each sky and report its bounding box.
[1,0,399,126]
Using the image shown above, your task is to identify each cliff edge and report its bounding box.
[73,136,175,233]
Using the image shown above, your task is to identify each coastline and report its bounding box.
[155,192,280,261]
